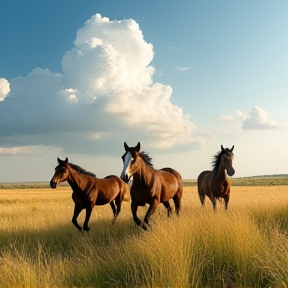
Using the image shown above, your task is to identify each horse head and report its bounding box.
[50,157,69,188]
[221,145,235,176]
[120,142,141,183]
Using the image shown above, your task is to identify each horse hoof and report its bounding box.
[83,227,90,232]
[141,223,149,231]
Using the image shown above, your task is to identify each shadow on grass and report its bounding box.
[0,215,145,287]
[0,216,140,252]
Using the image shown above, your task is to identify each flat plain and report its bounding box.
[0,181,288,287]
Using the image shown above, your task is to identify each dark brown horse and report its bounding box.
[120,142,183,230]
[50,157,130,231]
[197,145,235,210]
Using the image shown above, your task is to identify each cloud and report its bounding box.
[197,132,216,139]
[167,46,185,51]
[220,110,245,123]
[0,14,197,155]
[242,106,279,130]
[176,66,190,71]
[0,78,10,101]
[0,146,40,155]
[221,107,279,130]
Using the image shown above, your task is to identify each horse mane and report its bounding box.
[69,163,96,177]
[211,150,225,172]
[139,151,153,168]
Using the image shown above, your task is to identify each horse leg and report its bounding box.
[207,194,217,210]
[111,194,122,225]
[163,201,172,217]
[83,206,92,231]
[110,201,117,224]
[172,193,181,215]
[223,193,230,210]
[144,199,159,226]
[71,204,84,231]
[131,200,143,229]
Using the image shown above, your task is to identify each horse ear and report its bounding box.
[221,145,224,152]
[135,142,141,152]
[63,157,68,167]
[124,142,129,151]
[231,145,234,152]
[57,157,61,163]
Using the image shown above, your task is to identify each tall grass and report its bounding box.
[0,186,288,287]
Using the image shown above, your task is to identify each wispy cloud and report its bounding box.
[0,145,58,156]
[167,46,185,51]
[197,132,216,139]
[176,66,190,71]
[220,110,245,123]
[0,146,32,155]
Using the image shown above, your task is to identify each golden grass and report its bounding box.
[0,186,288,287]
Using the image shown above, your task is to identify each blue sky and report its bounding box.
[0,0,287,182]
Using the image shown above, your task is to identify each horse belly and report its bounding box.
[95,198,110,205]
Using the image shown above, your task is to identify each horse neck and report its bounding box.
[67,166,90,191]
[133,159,154,185]
[213,161,227,180]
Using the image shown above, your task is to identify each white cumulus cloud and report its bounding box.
[242,106,279,130]
[0,14,197,154]
[221,107,279,130]
[0,78,10,101]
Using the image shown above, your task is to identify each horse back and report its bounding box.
[104,175,130,202]
[161,167,183,185]
[158,167,183,199]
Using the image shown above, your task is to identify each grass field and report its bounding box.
[1,185,288,287]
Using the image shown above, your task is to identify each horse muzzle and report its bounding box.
[50,180,57,189]
[120,174,130,184]
[227,168,235,177]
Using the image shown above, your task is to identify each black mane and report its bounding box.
[139,151,153,168]
[211,148,233,172]
[69,163,96,177]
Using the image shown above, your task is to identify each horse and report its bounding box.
[197,145,235,210]
[120,142,183,230]
[50,157,130,231]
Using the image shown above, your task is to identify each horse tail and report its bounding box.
[197,173,203,196]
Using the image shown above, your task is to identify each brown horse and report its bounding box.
[197,145,235,210]
[50,157,130,231]
[120,142,183,230]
